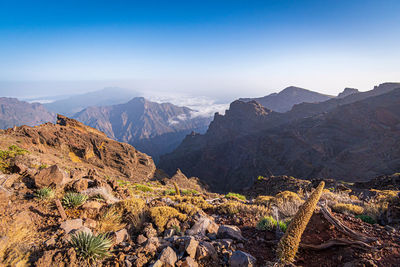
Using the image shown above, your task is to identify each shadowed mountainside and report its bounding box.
[160,83,400,192]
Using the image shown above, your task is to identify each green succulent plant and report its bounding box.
[62,192,88,208]
[34,187,55,200]
[70,232,112,261]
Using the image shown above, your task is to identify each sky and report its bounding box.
[0,0,399,99]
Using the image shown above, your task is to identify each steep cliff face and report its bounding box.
[73,97,211,161]
[160,84,400,192]
[0,98,55,129]
[239,86,333,112]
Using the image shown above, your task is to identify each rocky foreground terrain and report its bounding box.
[0,116,399,266]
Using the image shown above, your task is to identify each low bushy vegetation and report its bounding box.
[70,232,112,261]
[257,216,277,231]
[149,206,187,232]
[62,192,88,209]
[332,203,364,215]
[355,214,376,224]
[216,201,269,218]
[256,216,288,232]
[0,145,28,172]
[225,192,246,201]
[134,184,153,192]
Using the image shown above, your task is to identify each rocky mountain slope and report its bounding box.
[44,87,139,116]
[0,97,55,129]
[160,83,400,192]
[73,97,211,161]
[239,86,333,112]
[0,114,156,181]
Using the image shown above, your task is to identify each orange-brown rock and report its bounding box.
[1,114,156,183]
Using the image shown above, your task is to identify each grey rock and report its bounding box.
[229,250,256,267]
[60,219,83,234]
[159,246,177,267]
[217,225,245,242]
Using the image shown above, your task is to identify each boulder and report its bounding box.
[34,165,69,188]
[115,229,129,244]
[60,219,83,234]
[229,250,256,267]
[186,217,211,236]
[0,173,20,188]
[70,226,92,236]
[181,257,199,267]
[183,237,199,258]
[82,201,104,211]
[158,246,177,267]
[71,179,89,192]
[137,234,148,245]
[217,225,245,242]
[195,241,217,261]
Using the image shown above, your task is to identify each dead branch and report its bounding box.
[55,199,67,220]
[301,238,373,250]
[320,205,376,243]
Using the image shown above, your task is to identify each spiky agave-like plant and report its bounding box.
[62,192,88,208]
[70,232,112,261]
[276,181,325,263]
[34,187,55,200]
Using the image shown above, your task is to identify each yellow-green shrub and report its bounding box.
[332,203,364,215]
[216,201,270,218]
[149,206,187,232]
[275,191,302,203]
[276,181,325,263]
[174,202,199,216]
[254,195,275,206]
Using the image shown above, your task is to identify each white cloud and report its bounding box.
[143,91,229,119]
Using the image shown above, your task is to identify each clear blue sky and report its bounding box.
[0,0,399,98]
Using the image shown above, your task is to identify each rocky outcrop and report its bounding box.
[0,97,55,129]
[73,97,211,161]
[160,84,400,192]
[337,87,359,98]
[239,86,333,112]
[2,114,156,182]
[33,165,70,188]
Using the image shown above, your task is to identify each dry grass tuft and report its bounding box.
[0,218,35,266]
[216,201,270,218]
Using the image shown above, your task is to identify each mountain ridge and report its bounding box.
[239,86,333,112]
[160,83,400,192]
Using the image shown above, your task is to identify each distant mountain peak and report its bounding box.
[337,88,360,98]
[239,86,332,113]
